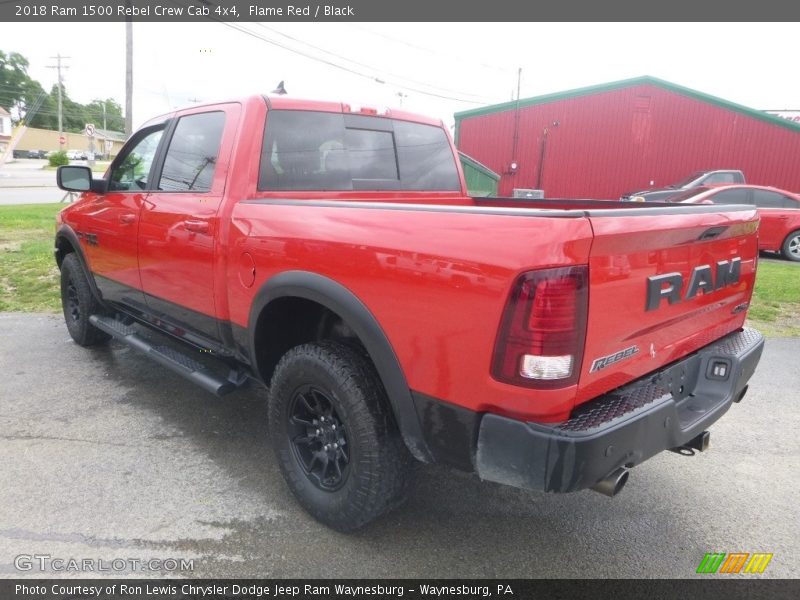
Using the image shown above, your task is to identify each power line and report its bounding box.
[252,24,500,103]
[159,0,498,106]
[217,21,492,105]
[349,24,515,76]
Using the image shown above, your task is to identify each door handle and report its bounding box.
[183,220,209,234]
[119,213,136,224]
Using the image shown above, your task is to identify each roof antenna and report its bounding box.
[271,81,287,95]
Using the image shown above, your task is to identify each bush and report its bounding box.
[48,151,69,167]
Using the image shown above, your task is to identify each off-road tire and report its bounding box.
[60,253,111,346]
[268,341,412,531]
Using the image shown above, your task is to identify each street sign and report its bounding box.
[59,135,66,145]
[85,124,96,137]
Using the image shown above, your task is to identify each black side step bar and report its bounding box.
[89,314,243,396]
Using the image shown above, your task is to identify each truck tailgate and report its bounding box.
[575,205,759,406]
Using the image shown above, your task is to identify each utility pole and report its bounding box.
[47,54,70,150]
[125,13,133,136]
[510,67,522,173]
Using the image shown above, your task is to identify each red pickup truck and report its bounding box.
[55,96,764,531]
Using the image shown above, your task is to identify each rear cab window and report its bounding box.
[258,110,460,192]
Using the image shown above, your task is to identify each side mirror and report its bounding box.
[57,165,106,193]
[57,166,92,192]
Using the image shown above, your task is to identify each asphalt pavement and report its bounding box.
[0,313,798,578]
[0,159,92,205]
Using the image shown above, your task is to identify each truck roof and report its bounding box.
[142,94,445,130]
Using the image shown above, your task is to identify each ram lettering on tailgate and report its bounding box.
[645,258,741,311]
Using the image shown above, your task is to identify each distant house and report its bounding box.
[0,107,12,153]
[93,127,127,158]
[16,126,127,158]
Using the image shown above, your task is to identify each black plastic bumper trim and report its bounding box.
[475,327,764,493]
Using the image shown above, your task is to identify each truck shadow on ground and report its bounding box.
[86,338,731,578]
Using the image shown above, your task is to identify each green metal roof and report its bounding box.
[454,76,800,134]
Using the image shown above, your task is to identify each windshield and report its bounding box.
[670,171,707,189]
[664,186,713,202]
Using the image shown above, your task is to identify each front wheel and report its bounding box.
[60,253,111,346]
[267,341,412,531]
[781,230,800,262]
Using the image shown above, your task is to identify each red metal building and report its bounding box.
[454,76,800,199]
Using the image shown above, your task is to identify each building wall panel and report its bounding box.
[456,80,800,199]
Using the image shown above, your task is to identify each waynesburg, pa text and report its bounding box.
[16,583,515,598]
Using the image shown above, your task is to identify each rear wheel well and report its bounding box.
[253,297,361,383]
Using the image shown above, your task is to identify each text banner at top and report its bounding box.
[3,0,800,22]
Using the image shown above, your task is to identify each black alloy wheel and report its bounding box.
[60,253,111,346]
[287,385,350,491]
[267,341,412,531]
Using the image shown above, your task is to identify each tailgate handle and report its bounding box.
[698,226,728,241]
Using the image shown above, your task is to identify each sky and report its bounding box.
[1,22,798,132]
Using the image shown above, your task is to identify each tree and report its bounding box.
[2,50,125,133]
[86,98,124,132]
[0,51,36,120]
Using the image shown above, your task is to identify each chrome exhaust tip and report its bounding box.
[591,467,629,497]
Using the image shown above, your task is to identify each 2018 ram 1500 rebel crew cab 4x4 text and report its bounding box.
[55,96,764,531]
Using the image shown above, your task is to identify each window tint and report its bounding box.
[158,112,225,192]
[667,186,713,203]
[259,110,460,191]
[783,196,800,209]
[704,173,737,184]
[108,127,164,191]
[395,119,461,190]
[708,188,751,205]
[345,128,398,180]
[752,189,788,208]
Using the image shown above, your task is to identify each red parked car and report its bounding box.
[667,184,800,261]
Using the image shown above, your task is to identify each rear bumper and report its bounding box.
[475,327,764,493]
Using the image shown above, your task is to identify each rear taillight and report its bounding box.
[492,266,588,388]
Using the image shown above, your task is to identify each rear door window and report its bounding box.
[783,196,800,209]
[259,110,460,191]
[708,188,752,205]
[158,111,226,192]
[753,189,789,208]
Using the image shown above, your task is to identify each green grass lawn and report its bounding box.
[0,203,62,312]
[747,259,800,336]
[1,203,799,335]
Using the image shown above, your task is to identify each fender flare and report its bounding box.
[55,225,106,305]
[248,270,433,462]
